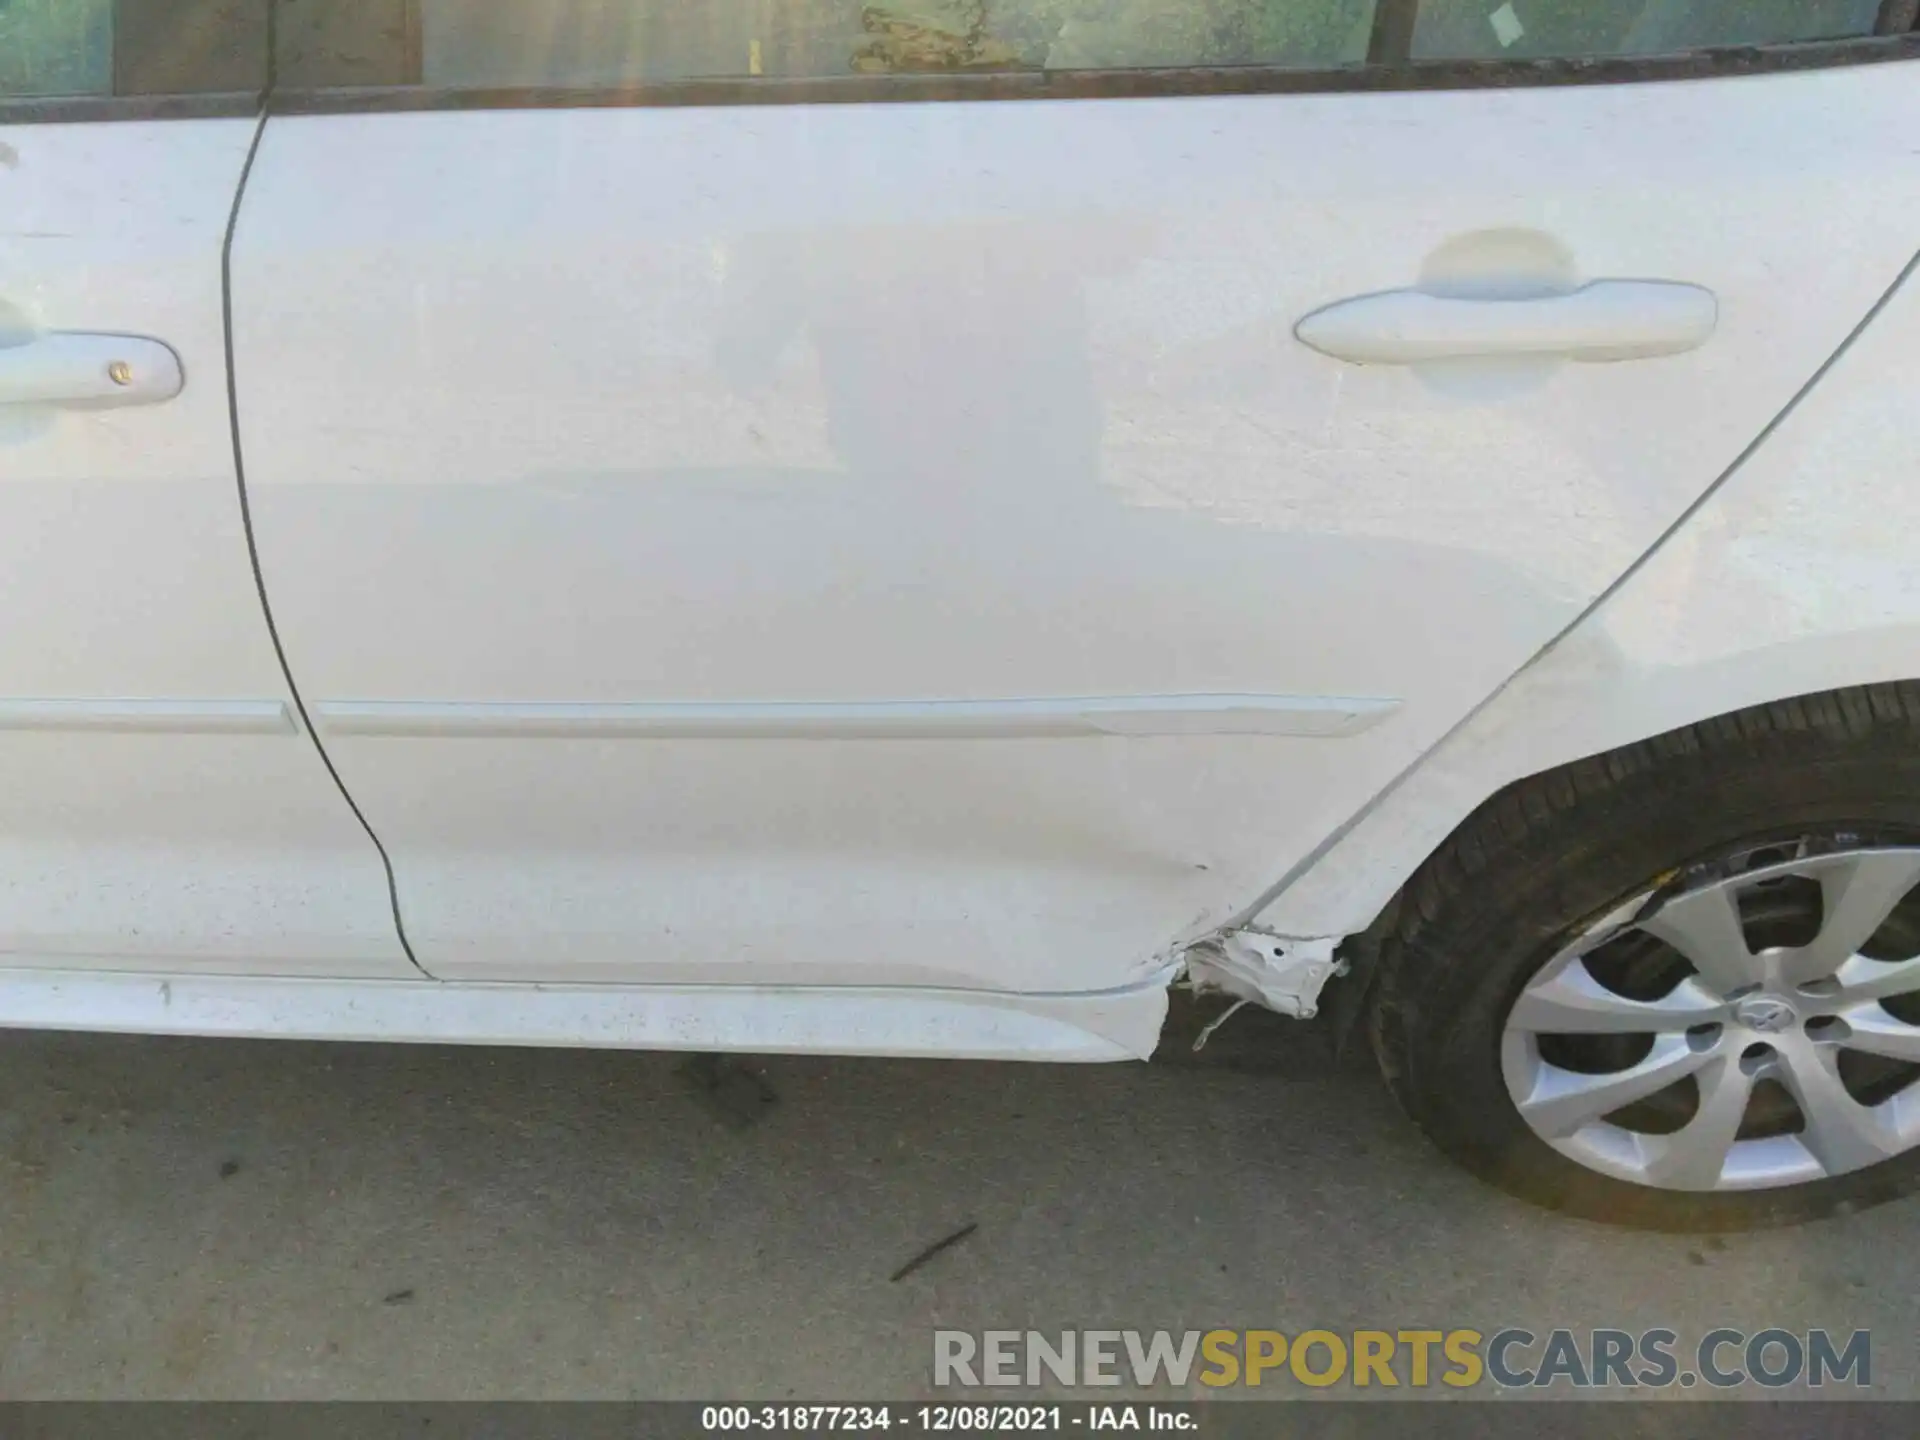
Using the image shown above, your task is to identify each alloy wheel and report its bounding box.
[1502,841,1920,1192]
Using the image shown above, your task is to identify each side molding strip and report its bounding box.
[0,699,294,734]
[313,694,1401,741]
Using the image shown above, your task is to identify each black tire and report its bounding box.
[1368,682,1920,1231]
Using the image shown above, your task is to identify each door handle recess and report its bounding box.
[0,333,184,408]
[1296,280,1718,366]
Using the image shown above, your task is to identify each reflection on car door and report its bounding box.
[228,4,1920,993]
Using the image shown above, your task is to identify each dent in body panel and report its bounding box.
[231,73,1920,992]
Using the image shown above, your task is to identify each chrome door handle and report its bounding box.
[1296,281,1718,365]
[0,333,185,407]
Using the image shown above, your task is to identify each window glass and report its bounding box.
[0,0,113,96]
[276,0,420,87]
[0,0,271,100]
[1412,0,1882,61]
[404,0,1376,86]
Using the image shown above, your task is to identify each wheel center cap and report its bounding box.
[1734,996,1798,1034]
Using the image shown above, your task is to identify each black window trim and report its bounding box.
[1,13,1915,126]
[0,91,263,126]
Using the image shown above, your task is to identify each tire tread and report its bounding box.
[1365,682,1920,1229]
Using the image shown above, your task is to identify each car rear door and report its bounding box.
[0,2,417,977]
[228,1,1920,992]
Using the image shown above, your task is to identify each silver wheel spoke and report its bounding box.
[1508,960,1726,1035]
[1516,1035,1712,1138]
[1639,884,1762,995]
[1776,1037,1901,1177]
[1831,952,1920,1004]
[1835,1005,1920,1064]
[1783,852,1920,985]
[1643,1056,1752,1190]
[1503,843,1920,1194]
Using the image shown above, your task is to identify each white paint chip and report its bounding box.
[1489,2,1525,48]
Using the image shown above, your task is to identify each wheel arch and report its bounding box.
[1304,676,1920,1053]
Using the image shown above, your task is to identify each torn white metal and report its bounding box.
[1183,931,1348,1020]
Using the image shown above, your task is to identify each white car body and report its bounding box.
[1,13,1917,1063]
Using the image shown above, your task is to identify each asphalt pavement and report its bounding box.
[0,998,1909,1400]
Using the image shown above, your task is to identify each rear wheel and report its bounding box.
[1369,684,1920,1230]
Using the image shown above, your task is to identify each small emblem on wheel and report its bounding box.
[1734,997,1797,1034]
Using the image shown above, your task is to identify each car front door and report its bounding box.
[228,1,1920,992]
[0,1,417,977]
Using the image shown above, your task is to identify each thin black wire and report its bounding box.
[219,106,428,977]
